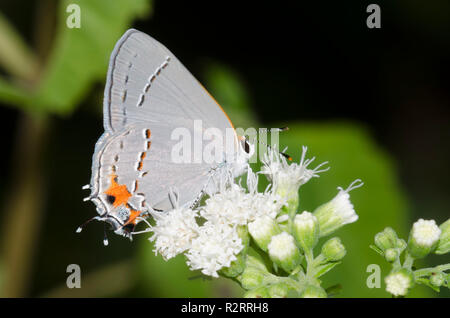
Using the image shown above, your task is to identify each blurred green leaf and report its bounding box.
[0,11,38,81]
[138,241,241,297]
[203,62,258,129]
[277,121,431,297]
[0,76,30,105]
[27,0,152,114]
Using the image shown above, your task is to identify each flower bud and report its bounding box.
[384,248,398,263]
[220,253,246,278]
[268,282,295,298]
[435,219,450,255]
[238,266,267,290]
[293,212,319,252]
[385,269,413,297]
[321,237,346,262]
[245,255,268,271]
[374,227,398,252]
[268,232,302,273]
[397,238,407,251]
[313,181,362,237]
[408,219,441,259]
[299,285,327,298]
[248,215,281,252]
[244,286,270,298]
[430,272,445,287]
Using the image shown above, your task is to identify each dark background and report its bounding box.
[0,0,448,297]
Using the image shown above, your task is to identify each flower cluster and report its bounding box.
[371,218,450,297]
[148,145,363,297]
[149,165,284,278]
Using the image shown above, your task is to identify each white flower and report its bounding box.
[408,218,442,258]
[261,146,329,198]
[294,212,317,231]
[149,207,199,260]
[385,270,413,296]
[313,179,363,236]
[185,222,243,277]
[200,183,250,226]
[411,219,441,247]
[200,169,284,226]
[268,232,297,261]
[268,232,302,273]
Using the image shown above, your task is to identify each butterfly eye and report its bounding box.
[240,138,251,154]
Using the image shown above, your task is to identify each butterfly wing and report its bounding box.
[103,29,236,138]
[88,29,241,216]
[89,123,212,214]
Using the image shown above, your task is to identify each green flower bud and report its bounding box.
[384,248,398,263]
[268,282,295,298]
[321,237,346,262]
[385,269,414,297]
[248,215,281,252]
[238,266,267,290]
[430,272,445,287]
[244,286,270,298]
[299,285,328,298]
[245,255,268,272]
[408,219,441,259]
[313,181,362,237]
[435,219,450,255]
[237,225,250,249]
[293,211,319,252]
[268,232,302,273]
[374,227,398,252]
[220,253,246,278]
[396,238,407,251]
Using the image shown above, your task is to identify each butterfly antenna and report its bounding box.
[75,215,102,233]
[103,223,109,246]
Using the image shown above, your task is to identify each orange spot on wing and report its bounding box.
[104,173,131,208]
[124,206,142,225]
[137,152,147,171]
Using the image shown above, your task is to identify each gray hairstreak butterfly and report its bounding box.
[78,29,252,245]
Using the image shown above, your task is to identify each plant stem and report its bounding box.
[1,114,49,297]
[403,252,415,270]
[304,248,315,279]
[414,263,450,278]
[0,13,39,82]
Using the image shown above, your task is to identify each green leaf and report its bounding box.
[137,240,241,297]
[203,62,258,129]
[0,77,30,106]
[325,283,343,297]
[416,277,440,293]
[29,0,152,114]
[314,261,342,278]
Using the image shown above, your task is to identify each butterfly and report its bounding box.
[79,29,252,244]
